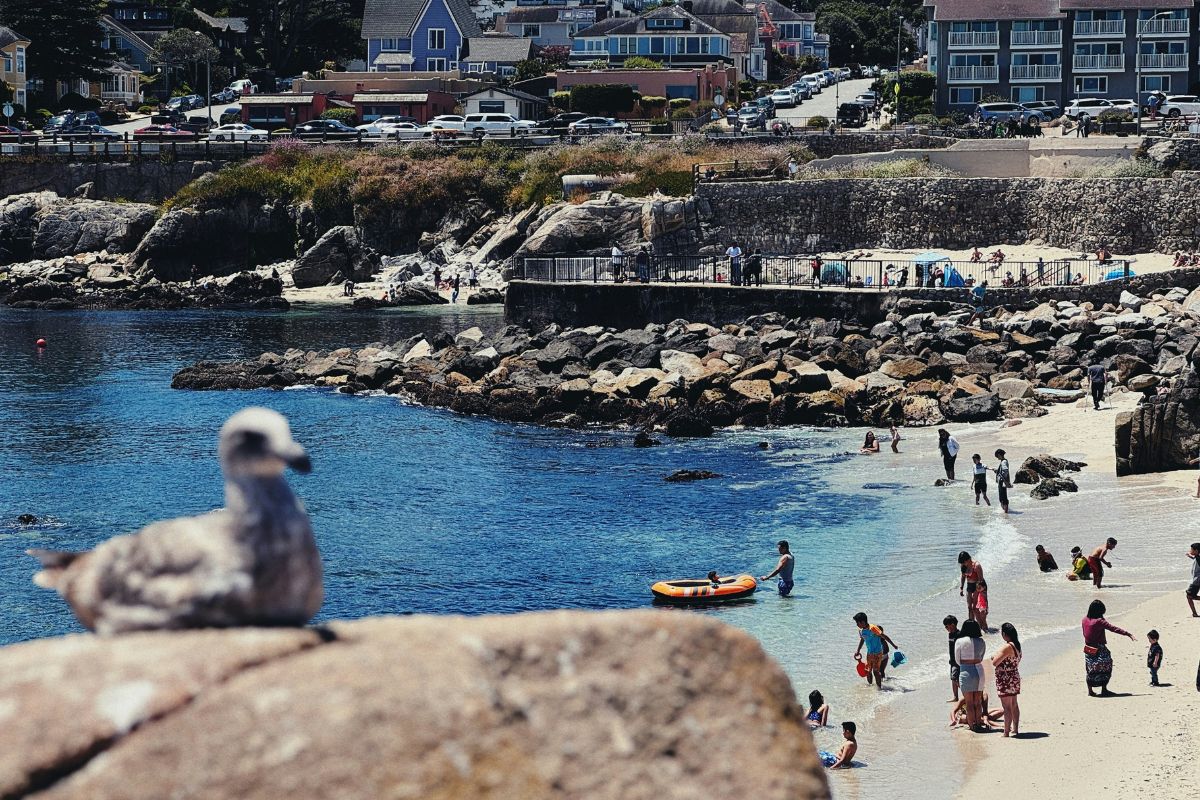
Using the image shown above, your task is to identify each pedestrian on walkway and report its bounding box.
[635,247,650,283]
[726,241,743,286]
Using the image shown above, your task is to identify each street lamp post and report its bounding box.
[896,15,904,76]
[1135,10,1172,135]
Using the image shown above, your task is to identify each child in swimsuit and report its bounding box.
[821,722,858,768]
[971,454,991,506]
[807,690,829,728]
[975,579,990,631]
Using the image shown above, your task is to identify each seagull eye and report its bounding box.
[239,430,267,452]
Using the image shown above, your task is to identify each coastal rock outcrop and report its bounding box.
[0,612,828,800]
[1117,361,1200,475]
[291,226,381,288]
[0,192,156,264]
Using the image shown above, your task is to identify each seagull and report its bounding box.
[28,407,323,635]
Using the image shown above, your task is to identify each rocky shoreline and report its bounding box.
[172,284,1200,446]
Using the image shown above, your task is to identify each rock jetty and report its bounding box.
[173,283,1200,438]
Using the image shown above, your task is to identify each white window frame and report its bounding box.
[381,38,397,51]
[1140,74,1170,92]
[15,46,25,74]
[428,28,446,51]
[522,24,541,37]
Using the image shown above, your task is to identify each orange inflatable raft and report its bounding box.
[650,574,758,604]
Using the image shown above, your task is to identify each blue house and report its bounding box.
[362,0,483,72]
[570,5,732,69]
[98,15,156,74]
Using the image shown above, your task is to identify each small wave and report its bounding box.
[861,482,910,491]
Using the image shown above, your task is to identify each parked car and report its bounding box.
[462,113,535,135]
[424,114,468,131]
[800,74,823,93]
[291,119,360,139]
[43,111,99,133]
[132,124,198,138]
[820,70,838,85]
[567,116,630,134]
[165,94,204,112]
[0,125,38,142]
[210,88,239,104]
[789,81,812,100]
[209,123,269,141]
[836,103,867,128]
[56,125,122,141]
[533,112,588,131]
[974,102,1048,122]
[769,88,798,109]
[1063,98,1114,120]
[1158,94,1200,117]
[381,122,430,139]
[853,92,876,108]
[754,96,776,119]
[1018,100,1061,118]
[737,106,766,128]
[228,79,256,96]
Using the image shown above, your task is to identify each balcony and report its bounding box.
[1010,63,1062,81]
[948,30,999,48]
[1074,19,1125,37]
[1138,52,1189,69]
[1137,17,1189,35]
[1010,29,1062,47]
[1072,53,1125,71]
[947,64,999,82]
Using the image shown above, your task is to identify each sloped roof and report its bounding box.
[194,9,249,34]
[352,92,429,102]
[926,0,1063,18]
[573,16,625,36]
[1059,0,1187,6]
[98,16,156,55]
[463,35,536,63]
[702,12,758,37]
[239,94,319,105]
[463,86,547,103]
[375,52,417,65]
[688,0,750,14]
[584,5,726,37]
[0,25,30,48]
[362,0,483,39]
[754,0,815,22]
[504,6,561,23]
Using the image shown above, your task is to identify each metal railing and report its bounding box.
[1137,17,1189,34]
[948,30,999,48]
[1010,29,1062,47]
[1072,54,1125,71]
[1074,19,1126,37]
[1010,64,1061,81]
[511,254,1133,290]
[948,65,1000,82]
[1138,52,1189,69]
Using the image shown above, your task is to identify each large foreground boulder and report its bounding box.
[0,193,156,264]
[518,194,646,255]
[0,612,828,800]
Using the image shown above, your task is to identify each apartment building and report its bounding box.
[926,0,1199,113]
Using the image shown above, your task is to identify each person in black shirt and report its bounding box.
[1035,545,1059,572]
[1087,363,1107,410]
[944,614,963,702]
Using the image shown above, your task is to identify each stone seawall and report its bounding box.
[505,268,1200,328]
[696,173,1200,254]
[0,160,224,203]
[705,133,954,159]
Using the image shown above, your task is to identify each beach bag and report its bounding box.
[891,651,907,668]
[1083,644,1100,657]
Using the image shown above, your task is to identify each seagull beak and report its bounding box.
[278,442,312,474]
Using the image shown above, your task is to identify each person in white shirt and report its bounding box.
[611,245,624,282]
[938,428,960,480]
[725,242,743,286]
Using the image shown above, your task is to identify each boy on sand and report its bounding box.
[1148,630,1164,686]
[1187,543,1200,617]
[760,540,795,597]
[822,722,858,769]
[945,615,962,702]
[1089,538,1117,589]
[854,612,899,690]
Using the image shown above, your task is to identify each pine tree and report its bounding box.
[0,0,110,96]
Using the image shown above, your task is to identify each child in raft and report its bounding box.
[821,722,858,769]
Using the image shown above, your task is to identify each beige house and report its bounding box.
[0,25,30,110]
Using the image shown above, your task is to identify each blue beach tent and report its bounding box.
[912,251,963,287]
[1104,267,1135,281]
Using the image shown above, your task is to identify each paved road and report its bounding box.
[774,77,878,124]
[104,100,233,134]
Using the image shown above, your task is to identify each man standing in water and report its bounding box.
[761,540,795,597]
[1089,538,1117,589]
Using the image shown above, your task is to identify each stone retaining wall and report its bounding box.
[0,160,225,203]
[506,268,1200,328]
[696,173,1200,253]
[706,133,955,159]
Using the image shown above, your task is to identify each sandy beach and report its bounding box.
[840,393,1200,800]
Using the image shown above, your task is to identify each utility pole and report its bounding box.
[206,58,213,129]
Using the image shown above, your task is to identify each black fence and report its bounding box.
[512,254,1134,289]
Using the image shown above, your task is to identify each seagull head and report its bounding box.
[219,407,312,478]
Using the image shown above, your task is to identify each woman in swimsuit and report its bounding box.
[806,690,829,728]
[959,551,983,622]
[860,431,880,454]
[992,622,1022,737]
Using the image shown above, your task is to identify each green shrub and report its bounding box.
[911,114,939,126]
[56,91,100,112]
[320,108,358,125]
[1097,110,1133,123]
[806,115,828,128]
[551,91,571,110]
[648,117,671,134]
[640,95,667,113]
[670,108,695,120]
[622,56,664,70]
[137,105,155,115]
[701,121,725,134]
[669,98,692,110]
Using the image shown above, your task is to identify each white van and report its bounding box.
[228,79,256,96]
[800,74,823,93]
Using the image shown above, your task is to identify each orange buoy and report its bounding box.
[650,574,757,604]
[35,338,46,348]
